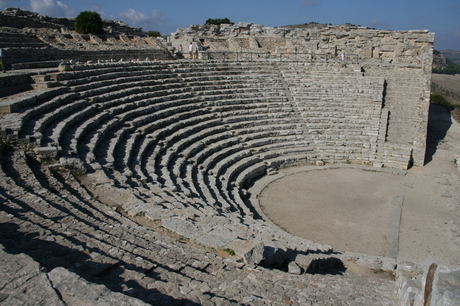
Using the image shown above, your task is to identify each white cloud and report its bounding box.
[117,8,167,29]
[29,0,75,17]
[150,9,163,21]
[0,0,7,10]
[90,4,101,12]
[118,8,151,26]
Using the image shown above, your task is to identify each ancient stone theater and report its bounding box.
[1,7,458,306]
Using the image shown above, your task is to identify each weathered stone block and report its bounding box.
[228,238,264,265]
[35,146,58,159]
[59,157,86,172]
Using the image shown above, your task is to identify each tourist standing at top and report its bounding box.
[0,48,6,73]
[189,42,193,59]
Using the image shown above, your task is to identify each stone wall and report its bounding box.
[171,22,434,63]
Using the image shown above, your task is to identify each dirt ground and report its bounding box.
[432,73,460,92]
[258,103,460,269]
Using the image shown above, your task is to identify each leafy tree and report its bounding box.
[146,31,161,37]
[205,18,233,25]
[74,11,103,34]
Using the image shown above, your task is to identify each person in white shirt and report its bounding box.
[188,42,193,59]
[0,48,5,73]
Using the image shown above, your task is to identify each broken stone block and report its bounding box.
[288,261,302,275]
[228,238,264,265]
[59,157,86,172]
[35,146,58,159]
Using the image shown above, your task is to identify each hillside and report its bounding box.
[432,50,460,74]
[441,49,460,65]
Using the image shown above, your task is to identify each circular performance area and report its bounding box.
[256,155,460,268]
[259,167,396,257]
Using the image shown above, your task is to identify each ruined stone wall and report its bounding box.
[171,23,434,61]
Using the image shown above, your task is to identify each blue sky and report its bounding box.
[2,0,460,50]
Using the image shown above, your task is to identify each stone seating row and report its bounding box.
[0,32,49,48]
[187,79,286,92]
[140,126,318,213]
[135,113,300,189]
[27,63,286,151]
[0,151,285,305]
[280,67,384,153]
[50,64,180,90]
[0,61,425,304]
[14,92,78,136]
[36,88,198,149]
[97,106,203,169]
[66,71,182,92]
[3,61,387,219]
[96,109,306,212]
[0,73,35,98]
[53,60,277,86]
[4,65,378,172]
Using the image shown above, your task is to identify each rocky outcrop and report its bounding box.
[432,51,448,70]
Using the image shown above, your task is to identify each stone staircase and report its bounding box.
[278,62,385,164]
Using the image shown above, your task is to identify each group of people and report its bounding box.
[176,42,194,59]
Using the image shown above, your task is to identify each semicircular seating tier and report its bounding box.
[0,60,400,255]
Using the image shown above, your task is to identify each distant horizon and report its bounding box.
[2,0,459,51]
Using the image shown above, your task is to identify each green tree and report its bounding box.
[146,31,161,37]
[74,11,103,34]
[205,18,233,25]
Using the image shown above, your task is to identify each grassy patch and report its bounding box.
[223,248,236,256]
[430,93,450,106]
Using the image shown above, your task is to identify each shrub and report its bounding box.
[206,18,233,26]
[223,248,235,256]
[74,11,103,34]
[146,30,161,37]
